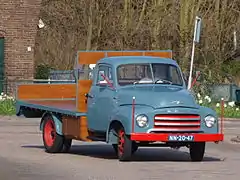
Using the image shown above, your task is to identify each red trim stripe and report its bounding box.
[130,133,224,142]
[221,99,224,134]
[155,115,200,119]
[153,126,200,130]
[154,121,200,124]
[131,97,135,133]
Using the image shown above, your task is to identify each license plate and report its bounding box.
[168,135,194,141]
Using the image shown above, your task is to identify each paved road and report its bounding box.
[1,116,240,180]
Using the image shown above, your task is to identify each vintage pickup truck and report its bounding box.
[16,50,224,161]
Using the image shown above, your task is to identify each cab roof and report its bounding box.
[97,56,178,67]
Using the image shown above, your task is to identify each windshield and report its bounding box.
[117,63,183,86]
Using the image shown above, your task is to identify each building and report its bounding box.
[0,0,42,94]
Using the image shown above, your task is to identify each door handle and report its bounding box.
[85,93,93,98]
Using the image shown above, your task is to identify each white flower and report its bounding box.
[224,104,227,108]
[197,93,201,98]
[204,95,210,100]
[6,96,14,100]
[236,108,239,111]
[199,99,203,104]
[203,95,211,103]
[0,92,14,101]
[228,101,235,107]
[207,97,211,103]
[216,103,220,107]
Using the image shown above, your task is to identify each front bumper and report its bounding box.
[130,133,224,142]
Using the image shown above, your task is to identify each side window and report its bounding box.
[96,65,113,84]
[169,66,183,85]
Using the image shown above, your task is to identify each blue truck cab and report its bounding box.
[86,55,223,161]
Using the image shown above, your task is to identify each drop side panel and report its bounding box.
[62,116,91,141]
[76,80,92,112]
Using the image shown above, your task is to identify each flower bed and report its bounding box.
[0,92,16,115]
[196,93,240,119]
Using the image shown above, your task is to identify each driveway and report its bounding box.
[0,116,240,180]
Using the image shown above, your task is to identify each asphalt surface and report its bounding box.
[1,116,240,180]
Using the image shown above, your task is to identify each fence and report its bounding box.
[49,70,75,82]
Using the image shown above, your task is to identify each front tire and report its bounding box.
[117,127,133,161]
[112,141,138,155]
[189,142,205,162]
[42,116,64,153]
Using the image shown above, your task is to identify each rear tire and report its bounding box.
[117,127,132,161]
[42,116,64,153]
[189,142,205,162]
[62,138,72,153]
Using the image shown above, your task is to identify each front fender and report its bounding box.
[110,105,133,134]
[199,106,218,117]
[107,104,154,141]
[199,106,219,133]
[40,112,63,135]
[108,104,153,134]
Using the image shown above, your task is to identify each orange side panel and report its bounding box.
[17,84,76,100]
[78,51,105,65]
[144,51,172,58]
[77,51,172,65]
[77,80,92,112]
[107,51,143,57]
[62,116,91,141]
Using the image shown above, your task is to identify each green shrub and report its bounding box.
[34,64,54,79]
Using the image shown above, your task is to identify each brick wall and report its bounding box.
[0,0,42,94]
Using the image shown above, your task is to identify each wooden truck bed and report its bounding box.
[16,81,92,117]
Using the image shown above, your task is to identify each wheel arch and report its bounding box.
[40,112,63,135]
[106,120,125,144]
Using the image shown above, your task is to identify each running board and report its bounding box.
[87,136,106,141]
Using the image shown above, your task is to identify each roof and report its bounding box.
[97,56,178,67]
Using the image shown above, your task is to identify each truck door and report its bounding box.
[87,64,116,132]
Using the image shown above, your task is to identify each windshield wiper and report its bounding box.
[154,79,172,84]
[134,78,154,84]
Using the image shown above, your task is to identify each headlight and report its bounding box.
[136,114,148,128]
[204,115,216,128]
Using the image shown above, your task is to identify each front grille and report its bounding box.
[153,114,201,132]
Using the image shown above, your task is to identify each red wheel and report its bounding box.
[43,119,56,147]
[42,115,64,153]
[117,127,132,161]
[118,129,125,156]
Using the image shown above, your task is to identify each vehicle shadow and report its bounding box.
[21,144,222,162]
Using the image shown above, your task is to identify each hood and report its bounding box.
[117,85,199,109]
